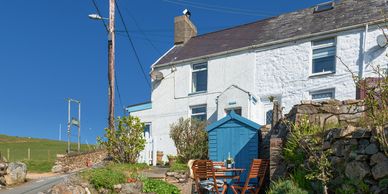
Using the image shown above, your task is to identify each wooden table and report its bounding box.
[214,167,245,179]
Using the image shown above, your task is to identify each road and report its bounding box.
[0,174,69,194]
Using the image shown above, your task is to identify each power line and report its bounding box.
[115,0,151,87]
[91,0,108,32]
[173,0,279,15]
[163,0,276,17]
[121,1,162,55]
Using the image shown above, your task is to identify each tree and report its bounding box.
[170,118,208,163]
[98,116,146,163]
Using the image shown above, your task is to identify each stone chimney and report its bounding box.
[174,14,197,45]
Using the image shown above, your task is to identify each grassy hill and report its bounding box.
[0,134,93,172]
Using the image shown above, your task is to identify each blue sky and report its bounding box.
[0,0,328,143]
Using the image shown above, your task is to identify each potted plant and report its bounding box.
[167,155,177,166]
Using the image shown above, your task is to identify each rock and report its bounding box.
[359,139,370,146]
[0,176,6,186]
[355,155,368,161]
[120,182,143,194]
[352,129,371,139]
[51,165,63,173]
[322,141,331,150]
[370,152,388,166]
[98,188,109,194]
[114,184,122,191]
[4,162,27,185]
[350,139,358,145]
[50,184,86,194]
[166,171,176,176]
[0,163,7,169]
[365,143,378,155]
[178,178,187,183]
[345,161,370,180]
[371,160,388,180]
[334,125,357,138]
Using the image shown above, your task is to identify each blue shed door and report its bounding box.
[208,120,259,179]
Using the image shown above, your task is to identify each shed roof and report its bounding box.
[206,111,261,132]
[154,0,388,67]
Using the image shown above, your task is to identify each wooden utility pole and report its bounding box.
[108,0,116,131]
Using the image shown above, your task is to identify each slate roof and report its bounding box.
[154,0,388,67]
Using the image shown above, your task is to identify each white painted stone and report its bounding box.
[131,24,388,165]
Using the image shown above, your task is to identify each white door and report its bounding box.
[139,123,153,165]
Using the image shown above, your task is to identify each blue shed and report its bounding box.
[206,111,261,177]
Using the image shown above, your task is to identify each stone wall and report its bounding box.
[324,125,388,193]
[287,99,365,128]
[270,99,366,179]
[269,99,388,193]
[52,150,108,173]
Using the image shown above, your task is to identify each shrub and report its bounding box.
[98,116,146,163]
[142,178,180,194]
[283,116,332,193]
[170,118,208,163]
[268,179,308,194]
[86,168,126,190]
[169,162,188,172]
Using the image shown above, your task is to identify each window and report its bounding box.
[192,63,207,93]
[191,105,207,121]
[312,38,336,74]
[266,110,273,125]
[144,123,151,139]
[314,1,335,13]
[225,107,242,116]
[311,89,335,101]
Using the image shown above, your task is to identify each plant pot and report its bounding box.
[167,156,176,166]
[156,151,163,165]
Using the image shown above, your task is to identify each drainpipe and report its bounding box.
[360,23,369,79]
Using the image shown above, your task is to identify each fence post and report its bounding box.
[28,148,31,160]
[48,150,50,161]
[7,149,10,161]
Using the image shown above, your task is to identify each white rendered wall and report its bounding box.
[132,25,388,164]
[132,52,256,162]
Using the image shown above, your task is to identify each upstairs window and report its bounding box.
[225,107,242,116]
[191,105,207,121]
[312,38,336,74]
[192,63,207,93]
[311,88,335,101]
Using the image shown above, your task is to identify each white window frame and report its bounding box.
[310,88,335,101]
[311,37,337,76]
[190,104,207,121]
[191,63,208,93]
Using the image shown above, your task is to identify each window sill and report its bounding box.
[188,91,207,96]
[309,71,335,78]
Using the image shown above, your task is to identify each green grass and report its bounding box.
[0,134,92,172]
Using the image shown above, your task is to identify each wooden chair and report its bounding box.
[230,159,269,194]
[192,160,227,194]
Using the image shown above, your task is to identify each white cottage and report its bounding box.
[127,0,388,165]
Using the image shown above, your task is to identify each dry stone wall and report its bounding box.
[287,99,365,128]
[325,126,388,193]
[52,150,108,173]
[269,99,388,193]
